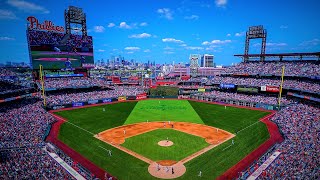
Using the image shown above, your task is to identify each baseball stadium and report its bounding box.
[0,1,319,180]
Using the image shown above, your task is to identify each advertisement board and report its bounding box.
[72,102,84,107]
[136,93,147,100]
[102,98,112,103]
[261,86,279,92]
[118,96,127,101]
[127,96,136,100]
[237,87,258,93]
[88,100,99,104]
[220,83,235,89]
[27,17,94,70]
[198,88,206,92]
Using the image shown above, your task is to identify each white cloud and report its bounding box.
[97,49,105,52]
[7,0,49,14]
[124,47,140,51]
[180,44,187,47]
[107,23,115,28]
[119,22,131,29]
[93,26,105,33]
[164,51,174,54]
[253,42,288,47]
[0,9,17,19]
[162,38,184,43]
[140,22,148,26]
[129,33,152,38]
[185,46,203,50]
[202,39,231,45]
[164,46,174,50]
[226,33,231,37]
[157,8,173,20]
[144,49,151,53]
[299,39,319,46]
[235,31,245,37]
[127,51,134,54]
[184,15,199,20]
[215,0,227,7]
[280,25,288,29]
[267,42,287,46]
[0,36,15,41]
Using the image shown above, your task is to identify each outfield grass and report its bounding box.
[56,100,271,180]
[122,129,209,161]
[125,99,204,125]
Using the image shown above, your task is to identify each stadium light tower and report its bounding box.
[65,6,87,36]
[244,25,267,62]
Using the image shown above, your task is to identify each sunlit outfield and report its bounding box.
[55,100,270,180]
[124,99,203,125]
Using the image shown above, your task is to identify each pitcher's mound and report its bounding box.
[158,140,173,147]
[148,161,186,179]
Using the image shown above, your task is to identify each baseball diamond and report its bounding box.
[53,99,272,179]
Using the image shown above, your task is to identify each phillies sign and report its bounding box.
[27,16,64,32]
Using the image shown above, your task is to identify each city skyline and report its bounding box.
[0,0,319,66]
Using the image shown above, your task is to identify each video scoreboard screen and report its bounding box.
[27,29,94,69]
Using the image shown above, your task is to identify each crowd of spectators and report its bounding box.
[257,104,319,179]
[200,91,293,105]
[211,76,320,93]
[44,77,110,89]
[0,98,74,179]
[46,86,145,105]
[0,81,30,95]
[224,62,320,76]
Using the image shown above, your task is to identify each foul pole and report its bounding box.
[278,66,285,109]
[39,65,46,106]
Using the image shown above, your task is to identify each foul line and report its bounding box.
[53,115,95,136]
[236,121,261,134]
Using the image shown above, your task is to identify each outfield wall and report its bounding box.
[47,98,284,180]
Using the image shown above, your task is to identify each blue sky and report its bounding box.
[0,0,319,65]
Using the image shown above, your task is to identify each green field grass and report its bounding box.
[55,100,271,180]
[125,99,204,125]
[122,129,209,161]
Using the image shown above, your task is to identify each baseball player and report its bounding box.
[198,170,202,177]
[123,128,126,135]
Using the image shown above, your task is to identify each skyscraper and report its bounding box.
[201,54,214,67]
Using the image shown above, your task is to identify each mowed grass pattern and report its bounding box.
[122,129,209,161]
[125,99,204,125]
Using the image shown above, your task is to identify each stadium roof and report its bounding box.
[234,52,320,58]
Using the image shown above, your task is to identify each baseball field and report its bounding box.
[54,99,270,179]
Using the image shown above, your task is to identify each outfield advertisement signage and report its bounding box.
[88,100,99,104]
[127,96,136,100]
[72,102,84,107]
[102,98,112,103]
[45,74,84,78]
[261,86,280,92]
[53,105,65,110]
[220,83,235,89]
[198,88,206,92]
[136,93,147,100]
[118,96,127,101]
[237,87,258,93]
